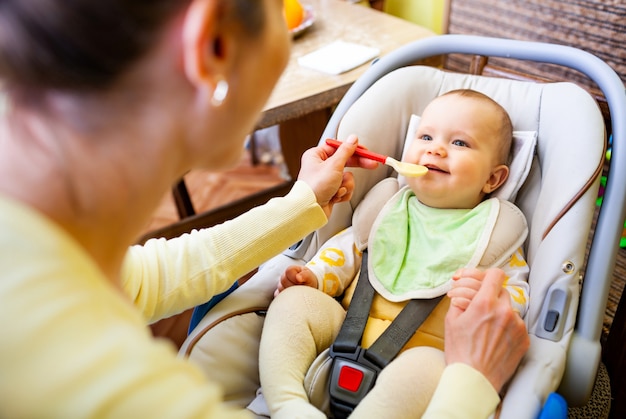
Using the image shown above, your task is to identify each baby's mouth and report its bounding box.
[424,164,448,174]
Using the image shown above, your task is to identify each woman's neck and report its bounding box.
[0,93,184,282]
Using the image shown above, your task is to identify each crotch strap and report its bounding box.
[328,250,443,418]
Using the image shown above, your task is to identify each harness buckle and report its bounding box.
[328,346,381,418]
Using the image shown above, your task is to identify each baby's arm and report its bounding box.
[499,247,530,316]
[275,227,361,297]
[449,247,530,317]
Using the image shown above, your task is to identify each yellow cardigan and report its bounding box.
[0,181,325,418]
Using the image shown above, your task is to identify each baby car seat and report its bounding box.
[180,35,626,418]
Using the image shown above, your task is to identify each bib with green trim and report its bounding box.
[368,187,500,302]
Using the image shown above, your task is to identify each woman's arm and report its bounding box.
[122,136,375,323]
[121,181,326,323]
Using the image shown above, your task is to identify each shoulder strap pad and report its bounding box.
[478,199,528,268]
[352,178,400,251]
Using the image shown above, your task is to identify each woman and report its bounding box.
[0,0,369,417]
[0,1,527,418]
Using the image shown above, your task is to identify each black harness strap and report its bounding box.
[331,249,376,354]
[366,292,444,369]
[328,249,444,418]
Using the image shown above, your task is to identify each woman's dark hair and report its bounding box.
[0,0,264,93]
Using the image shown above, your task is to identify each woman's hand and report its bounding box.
[444,268,530,393]
[298,134,378,218]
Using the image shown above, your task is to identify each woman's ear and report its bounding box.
[483,164,510,194]
[181,0,228,87]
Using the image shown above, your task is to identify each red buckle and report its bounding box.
[338,365,364,392]
[329,355,379,418]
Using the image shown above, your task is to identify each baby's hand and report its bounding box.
[448,268,492,310]
[274,265,319,297]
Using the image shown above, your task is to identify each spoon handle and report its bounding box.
[325,139,387,164]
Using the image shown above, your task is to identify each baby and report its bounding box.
[258,89,530,418]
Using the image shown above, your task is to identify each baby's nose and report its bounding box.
[426,142,446,156]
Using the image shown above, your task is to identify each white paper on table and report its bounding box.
[297,41,380,75]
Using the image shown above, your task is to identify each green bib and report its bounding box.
[369,188,498,301]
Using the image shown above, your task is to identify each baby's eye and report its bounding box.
[452,139,469,147]
[420,134,433,141]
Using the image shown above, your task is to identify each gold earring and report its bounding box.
[211,78,229,107]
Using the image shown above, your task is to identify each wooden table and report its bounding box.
[257,0,436,179]
[142,1,435,243]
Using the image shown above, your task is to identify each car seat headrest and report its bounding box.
[398,114,537,202]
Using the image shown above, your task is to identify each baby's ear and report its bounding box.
[483,164,510,194]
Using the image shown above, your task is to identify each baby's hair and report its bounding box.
[441,89,513,166]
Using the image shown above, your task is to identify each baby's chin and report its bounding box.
[409,190,444,209]
[411,190,480,210]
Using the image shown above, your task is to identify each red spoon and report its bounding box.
[326,139,427,177]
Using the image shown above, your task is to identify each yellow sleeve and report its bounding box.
[500,247,530,317]
[0,196,255,418]
[422,363,500,419]
[121,180,327,323]
[306,227,360,297]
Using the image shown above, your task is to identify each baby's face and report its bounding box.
[404,94,508,209]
